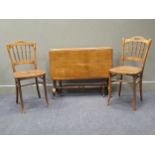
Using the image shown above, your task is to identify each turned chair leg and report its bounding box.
[15,80,19,104]
[139,75,143,102]
[108,73,112,105]
[35,77,41,98]
[132,76,137,111]
[42,75,49,106]
[118,75,123,96]
[17,79,24,113]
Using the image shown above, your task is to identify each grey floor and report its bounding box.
[0,90,155,135]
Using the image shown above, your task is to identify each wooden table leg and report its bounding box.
[59,80,63,94]
[105,79,108,96]
[101,79,105,96]
[52,80,57,96]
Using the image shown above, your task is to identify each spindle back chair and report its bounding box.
[108,36,152,111]
[7,41,37,72]
[6,41,48,113]
[121,36,151,70]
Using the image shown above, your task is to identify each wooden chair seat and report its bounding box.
[14,69,45,79]
[109,66,142,75]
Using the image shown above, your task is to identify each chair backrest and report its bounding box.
[121,36,152,71]
[6,41,37,72]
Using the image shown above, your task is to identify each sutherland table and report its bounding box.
[49,47,113,96]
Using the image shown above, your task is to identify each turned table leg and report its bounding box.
[52,80,57,96]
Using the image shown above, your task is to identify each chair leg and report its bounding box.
[42,75,49,106]
[17,79,24,113]
[35,77,41,98]
[118,75,123,96]
[108,73,112,105]
[15,80,19,104]
[139,75,143,102]
[132,76,137,111]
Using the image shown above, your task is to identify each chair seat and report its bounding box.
[109,66,142,75]
[14,69,45,79]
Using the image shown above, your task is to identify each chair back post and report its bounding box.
[121,36,152,73]
[121,38,125,65]
[6,41,37,72]
[6,45,16,72]
[33,43,37,69]
[141,39,152,72]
